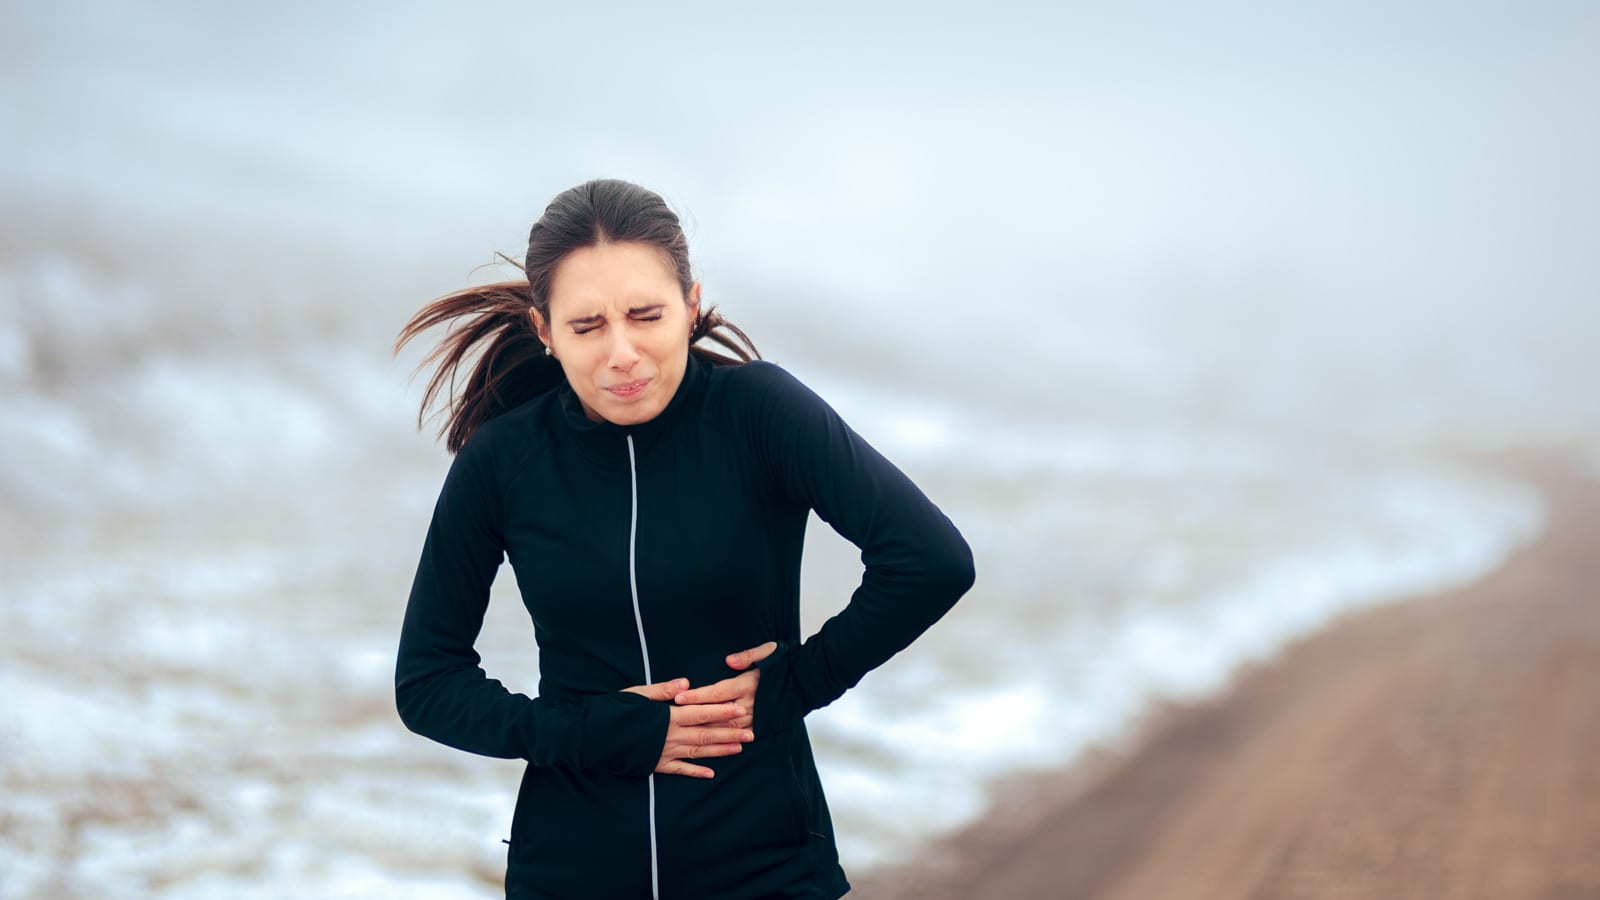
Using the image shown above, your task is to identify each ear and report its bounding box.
[528,307,551,345]
[687,281,702,326]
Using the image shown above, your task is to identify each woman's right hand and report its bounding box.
[622,678,754,778]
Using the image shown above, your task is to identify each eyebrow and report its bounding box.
[564,304,666,327]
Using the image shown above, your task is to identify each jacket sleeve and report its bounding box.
[739,362,977,736]
[394,427,667,776]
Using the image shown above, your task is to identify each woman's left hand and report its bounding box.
[673,642,778,731]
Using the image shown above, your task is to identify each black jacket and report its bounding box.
[395,353,975,899]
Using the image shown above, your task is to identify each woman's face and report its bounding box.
[532,240,701,426]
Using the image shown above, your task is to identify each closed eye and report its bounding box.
[567,313,604,335]
[568,305,666,334]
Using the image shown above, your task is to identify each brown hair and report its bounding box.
[394,179,759,453]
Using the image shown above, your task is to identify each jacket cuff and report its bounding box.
[751,641,811,738]
[578,692,669,777]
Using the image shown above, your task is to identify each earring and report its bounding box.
[544,345,552,356]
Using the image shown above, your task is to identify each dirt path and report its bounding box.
[855,453,1600,899]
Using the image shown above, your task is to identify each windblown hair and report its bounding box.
[394,179,759,453]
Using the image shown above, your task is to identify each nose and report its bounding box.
[606,327,640,371]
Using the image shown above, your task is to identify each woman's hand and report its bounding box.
[622,678,753,778]
[672,642,778,730]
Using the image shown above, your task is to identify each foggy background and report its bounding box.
[3,1,1596,896]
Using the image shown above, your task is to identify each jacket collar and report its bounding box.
[556,351,710,469]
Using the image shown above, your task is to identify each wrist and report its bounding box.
[579,691,670,776]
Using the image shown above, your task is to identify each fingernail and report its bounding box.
[733,706,746,716]
[674,693,687,704]
[742,730,754,741]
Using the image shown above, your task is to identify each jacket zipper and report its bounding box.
[625,434,661,900]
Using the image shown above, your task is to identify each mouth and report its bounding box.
[605,378,651,399]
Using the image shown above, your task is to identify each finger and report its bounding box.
[675,736,748,755]
[621,677,688,702]
[728,715,753,730]
[673,675,748,705]
[672,703,745,726]
[658,759,715,779]
[675,727,753,746]
[667,740,745,760]
[726,641,778,670]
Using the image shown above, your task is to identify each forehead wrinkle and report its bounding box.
[557,294,674,326]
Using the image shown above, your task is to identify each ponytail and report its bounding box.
[689,307,760,367]
[394,279,564,454]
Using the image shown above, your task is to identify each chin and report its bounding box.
[599,399,664,426]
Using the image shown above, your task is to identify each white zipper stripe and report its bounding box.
[625,434,661,900]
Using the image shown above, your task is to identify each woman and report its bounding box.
[394,178,975,899]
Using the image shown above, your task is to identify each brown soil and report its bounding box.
[853,452,1600,900]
